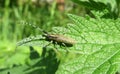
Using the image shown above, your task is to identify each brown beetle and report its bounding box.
[42,31,76,46]
[24,23,76,47]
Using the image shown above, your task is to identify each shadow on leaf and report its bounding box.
[25,46,60,74]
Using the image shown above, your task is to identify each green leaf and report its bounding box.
[0,48,59,74]
[71,0,120,18]
[71,0,116,11]
[0,65,29,74]
[71,0,106,10]
[16,13,120,74]
[0,41,30,69]
[17,35,49,47]
[55,14,120,74]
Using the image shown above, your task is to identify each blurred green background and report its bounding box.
[0,0,86,71]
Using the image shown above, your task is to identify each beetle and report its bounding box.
[42,31,76,47]
[28,23,76,47]
[18,22,76,47]
[41,31,76,53]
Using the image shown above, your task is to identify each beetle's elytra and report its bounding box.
[42,32,76,47]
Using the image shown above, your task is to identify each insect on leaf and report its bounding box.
[56,13,120,74]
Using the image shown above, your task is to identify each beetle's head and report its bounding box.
[42,30,49,37]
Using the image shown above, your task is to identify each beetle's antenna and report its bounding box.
[19,21,48,34]
[29,23,46,34]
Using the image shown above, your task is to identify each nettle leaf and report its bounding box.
[0,42,30,69]
[17,13,120,74]
[17,35,48,46]
[55,14,120,74]
[71,0,116,11]
[0,65,29,74]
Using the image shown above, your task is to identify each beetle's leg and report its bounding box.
[43,41,60,55]
[53,42,59,52]
[49,42,61,56]
[61,43,69,53]
[43,41,53,49]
